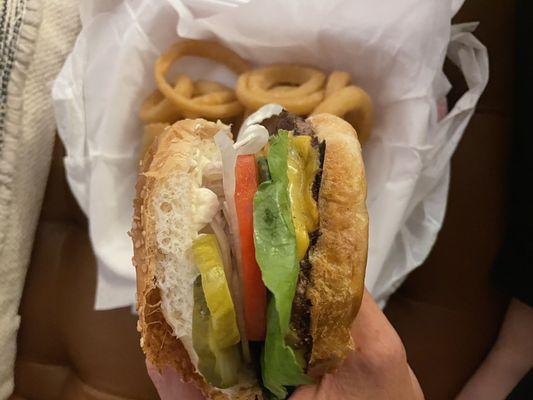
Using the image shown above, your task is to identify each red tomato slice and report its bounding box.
[235,154,266,341]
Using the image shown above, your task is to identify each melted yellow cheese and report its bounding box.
[287,135,319,261]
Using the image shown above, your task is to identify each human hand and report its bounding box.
[291,289,423,400]
[147,362,205,400]
[148,289,423,400]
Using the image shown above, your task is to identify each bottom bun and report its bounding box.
[132,119,263,400]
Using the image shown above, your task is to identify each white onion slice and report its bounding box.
[237,103,283,140]
[214,118,272,363]
[210,213,233,287]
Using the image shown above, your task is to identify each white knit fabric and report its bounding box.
[0,1,80,397]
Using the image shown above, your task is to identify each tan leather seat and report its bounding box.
[13,1,514,399]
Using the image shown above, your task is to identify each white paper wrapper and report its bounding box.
[52,0,488,309]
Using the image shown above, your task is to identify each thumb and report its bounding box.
[146,360,205,400]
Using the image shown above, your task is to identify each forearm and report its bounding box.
[456,299,533,400]
[456,342,529,400]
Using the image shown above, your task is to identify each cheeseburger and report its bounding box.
[131,106,368,399]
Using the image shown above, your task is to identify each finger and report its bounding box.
[289,384,318,400]
[146,361,205,400]
[351,288,397,344]
[347,289,422,399]
[409,366,425,400]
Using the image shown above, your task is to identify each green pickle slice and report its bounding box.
[193,277,241,388]
[192,234,240,348]
[192,235,242,389]
[193,277,218,384]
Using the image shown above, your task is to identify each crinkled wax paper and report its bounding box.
[52,0,487,309]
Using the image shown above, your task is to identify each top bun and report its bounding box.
[306,114,368,376]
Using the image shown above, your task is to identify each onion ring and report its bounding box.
[155,40,250,119]
[247,64,325,98]
[193,80,231,96]
[312,85,373,142]
[325,71,351,97]
[268,85,299,95]
[192,91,236,105]
[184,81,236,118]
[139,75,193,123]
[236,65,325,115]
[182,91,237,119]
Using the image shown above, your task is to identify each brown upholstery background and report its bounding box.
[385,103,511,399]
[385,1,515,398]
[12,1,514,399]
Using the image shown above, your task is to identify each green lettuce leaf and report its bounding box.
[253,131,313,399]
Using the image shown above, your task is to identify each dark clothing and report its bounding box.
[491,0,533,308]
[507,369,533,400]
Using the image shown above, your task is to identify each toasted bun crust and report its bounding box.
[131,119,262,400]
[306,114,368,375]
